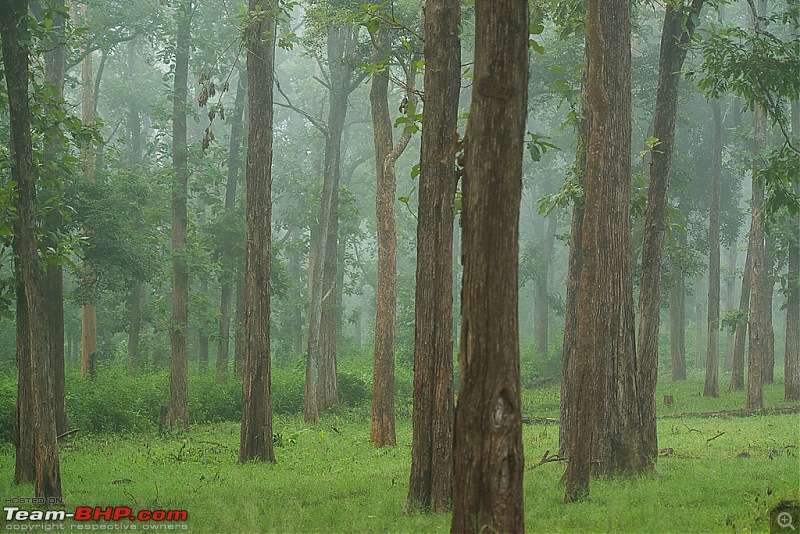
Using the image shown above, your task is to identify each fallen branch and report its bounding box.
[662,406,800,419]
[682,421,701,433]
[528,450,568,469]
[706,431,726,442]
[522,416,559,425]
[57,428,79,441]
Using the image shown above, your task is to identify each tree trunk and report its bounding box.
[535,213,557,357]
[785,91,799,401]
[450,1,528,531]
[1,0,62,499]
[694,276,705,368]
[291,248,303,357]
[636,0,705,459]
[318,202,340,410]
[217,71,246,382]
[168,1,192,428]
[407,0,460,513]
[670,253,687,381]
[128,283,145,375]
[234,271,244,379]
[723,242,737,372]
[198,279,209,373]
[704,99,722,397]
[559,58,589,459]
[763,233,776,384]
[564,0,652,503]
[730,235,752,391]
[239,0,277,464]
[13,281,35,484]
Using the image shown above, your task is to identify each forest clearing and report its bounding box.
[1,0,799,532]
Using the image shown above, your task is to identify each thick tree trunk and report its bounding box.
[704,100,722,397]
[13,281,35,484]
[785,95,800,401]
[670,254,687,381]
[535,214,557,356]
[1,0,62,499]
[318,201,340,410]
[168,1,192,428]
[636,0,705,459]
[450,1,528,531]
[407,0,460,513]
[565,0,652,503]
[216,72,245,383]
[239,0,277,464]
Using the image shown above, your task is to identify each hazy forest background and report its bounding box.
[0,0,798,532]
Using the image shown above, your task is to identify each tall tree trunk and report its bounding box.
[407,0,460,513]
[168,1,192,428]
[234,271,244,379]
[291,248,303,357]
[559,60,588,459]
[1,0,62,499]
[785,87,799,401]
[13,281,35,484]
[239,0,277,464]
[198,280,209,372]
[635,0,705,460]
[217,72,245,382]
[763,233,776,384]
[305,26,358,422]
[724,242,737,372]
[79,3,97,379]
[670,251,687,381]
[565,0,652,503]
[730,236,752,391]
[318,200,340,410]
[450,1,528,530]
[535,213,557,356]
[704,99,722,397]
[694,276,705,368]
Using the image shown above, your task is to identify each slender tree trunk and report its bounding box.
[1,0,62,499]
[128,283,145,375]
[168,1,192,428]
[239,0,277,464]
[198,280,209,372]
[291,248,303,357]
[450,1,528,531]
[636,0,705,459]
[724,242,738,372]
[704,99,722,397]
[785,90,799,401]
[216,72,245,383]
[234,272,244,379]
[565,0,652,503]
[535,214,557,356]
[730,236,752,391]
[763,233,776,384]
[407,0,460,513]
[694,276,706,368]
[559,59,588,459]
[318,202,340,410]
[670,255,687,381]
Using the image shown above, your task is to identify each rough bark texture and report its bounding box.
[407,0,460,513]
[786,96,800,401]
[559,59,588,459]
[370,28,397,448]
[216,72,245,382]
[1,0,63,498]
[636,0,705,459]
[535,213,557,356]
[704,99,722,398]
[239,0,277,464]
[564,0,652,503]
[14,281,35,484]
[318,204,340,411]
[450,1,528,531]
[234,272,244,379]
[168,1,192,428]
[730,236,752,391]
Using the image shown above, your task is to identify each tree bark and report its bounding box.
[450,1,528,531]
[636,0,705,459]
[785,91,799,401]
[168,0,192,428]
[669,250,687,381]
[239,0,277,464]
[723,242,737,372]
[216,71,246,382]
[694,276,705,368]
[535,213,557,356]
[730,235,752,391]
[564,0,652,503]
[704,99,722,397]
[1,0,62,499]
[234,271,244,379]
[13,281,35,485]
[407,0,460,513]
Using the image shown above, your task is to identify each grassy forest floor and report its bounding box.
[1,371,798,532]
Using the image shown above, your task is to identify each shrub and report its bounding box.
[0,372,15,442]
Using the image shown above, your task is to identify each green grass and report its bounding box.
[1,375,798,532]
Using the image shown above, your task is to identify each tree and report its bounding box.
[1,0,62,499]
[239,0,278,464]
[786,71,799,401]
[407,0,460,513]
[168,0,192,428]
[216,71,246,382]
[704,99,722,397]
[450,0,528,530]
[730,236,752,391]
[636,0,705,458]
[534,213,557,356]
[564,0,652,503]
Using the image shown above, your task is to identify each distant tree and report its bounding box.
[669,233,687,381]
[731,236,752,391]
[704,99,722,398]
[168,0,193,428]
[450,0,528,530]
[239,0,278,464]
[1,0,62,499]
[786,94,799,401]
[534,213,557,356]
[564,0,652,503]
[407,0,460,513]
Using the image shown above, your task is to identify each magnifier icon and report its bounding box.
[778,511,796,530]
